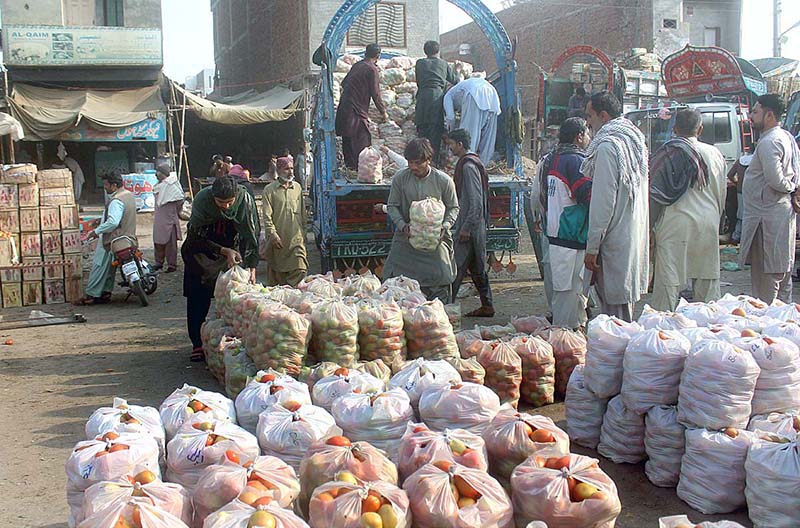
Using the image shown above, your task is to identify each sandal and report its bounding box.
[73,294,111,306]
[190,347,206,363]
[165,267,177,273]
[465,306,495,318]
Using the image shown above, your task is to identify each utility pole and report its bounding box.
[774,0,782,57]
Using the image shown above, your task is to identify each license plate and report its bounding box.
[122,261,139,278]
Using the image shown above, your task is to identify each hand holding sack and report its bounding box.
[731,335,800,415]
[745,438,800,528]
[419,382,501,435]
[403,300,459,361]
[621,329,690,414]
[309,479,411,528]
[310,299,360,367]
[510,452,622,528]
[644,405,685,487]
[236,369,312,433]
[159,384,236,441]
[584,315,641,398]
[243,298,310,376]
[541,327,586,395]
[204,501,310,528]
[357,299,406,366]
[312,368,386,411]
[77,499,189,528]
[358,146,384,183]
[446,357,486,384]
[565,365,608,449]
[510,335,555,407]
[597,395,646,464]
[397,422,488,481]
[477,340,522,408]
[224,339,257,398]
[409,198,446,252]
[388,358,461,407]
[403,461,514,528]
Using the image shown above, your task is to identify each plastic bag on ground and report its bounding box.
[403,300,459,360]
[403,462,513,528]
[638,305,698,330]
[455,327,484,358]
[201,319,233,383]
[341,271,382,297]
[659,515,747,528]
[308,479,411,528]
[762,320,800,347]
[510,451,622,528]
[203,501,310,528]
[356,359,392,387]
[585,315,641,398]
[85,398,165,464]
[565,365,609,449]
[409,198,445,252]
[418,382,501,435]
[477,340,522,407]
[744,438,800,528]
[644,405,685,487]
[677,427,756,514]
[77,499,189,528]
[597,395,646,463]
[712,313,762,332]
[159,384,236,441]
[621,329,691,414]
[224,339,257,398]
[748,412,800,440]
[541,326,587,395]
[312,368,385,411]
[256,401,341,472]
[679,327,717,346]
[446,357,486,384]
[510,335,555,407]
[242,298,310,376]
[677,340,761,430]
[80,477,191,526]
[310,299,359,367]
[712,293,769,317]
[301,361,341,389]
[675,298,723,326]
[356,299,406,366]
[235,369,312,433]
[331,388,414,462]
[476,323,517,340]
[381,275,421,294]
[764,300,800,323]
[482,406,570,479]
[388,358,462,407]
[357,146,383,183]
[731,335,800,415]
[214,266,255,323]
[397,422,488,481]
[511,315,551,334]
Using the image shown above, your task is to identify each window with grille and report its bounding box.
[347,2,407,49]
[663,19,677,29]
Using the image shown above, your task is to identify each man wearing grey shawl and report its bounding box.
[582,91,649,322]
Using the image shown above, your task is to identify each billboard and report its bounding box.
[56,114,167,142]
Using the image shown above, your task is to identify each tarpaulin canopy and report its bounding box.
[173,82,303,125]
[8,83,166,141]
[0,113,24,141]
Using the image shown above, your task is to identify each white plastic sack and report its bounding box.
[542,326,586,395]
[638,305,698,330]
[744,439,800,528]
[308,479,412,528]
[712,293,769,317]
[565,365,609,449]
[765,300,800,322]
[675,298,723,327]
[397,422,489,480]
[644,405,685,487]
[357,146,383,183]
[312,369,385,411]
[659,516,746,528]
[418,382,500,435]
[409,198,445,252]
[310,298,359,367]
[356,299,407,366]
[404,300,460,361]
[235,370,312,433]
[621,329,690,414]
[77,499,189,528]
[584,315,641,398]
[85,398,165,463]
[159,384,235,440]
[679,327,717,346]
[597,395,646,464]
[509,335,555,407]
[762,320,800,347]
[204,501,310,528]
[381,275,421,294]
[732,336,800,415]
[748,412,800,440]
[80,477,191,526]
[388,358,461,406]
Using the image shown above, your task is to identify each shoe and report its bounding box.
[151,264,163,271]
[465,306,495,318]
[165,267,177,273]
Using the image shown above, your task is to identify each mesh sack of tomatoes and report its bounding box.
[235,370,312,433]
[281,289,324,315]
[731,335,800,415]
[403,460,513,528]
[80,473,191,526]
[477,340,522,408]
[510,450,622,528]
[159,384,236,441]
[192,455,300,523]
[224,339,257,399]
[255,401,341,473]
[86,398,165,465]
[644,405,685,488]
[541,327,586,395]
[357,299,407,366]
[66,431,162,527]
[597,395,646,464]
[455,327,484,358]
[565,365,609,449]
[312,368,386,411]
[418,382,500,435]
[510,315,550,335]
[403,300,459,361]
[482,406,570,480]
[201,318,234,383]
[621,329,691,414]
[228,291,265,336]
[408,198,445,252]
[744,436,800,528]
[204,501,310,528]
[637,305,698,331]
[509,335,555,407]
[584,314,641,399]
[446,357,485,385]
[388,358,462,407]
[398,422,488,481]
[165,419,259,491]
[747,411,800,439]
[77,498,189,528]
[356,359,392,387]
[677,339,760,430]
[310,299,360,367]
[341,271,383,297]
[477,323,517,340]
[309,478,411,528]
[677,427,757,514]
[331,389,414,462]
[243,298,310,376]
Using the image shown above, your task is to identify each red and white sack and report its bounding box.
[748,412,800,440]
[403,462,513,528]
[731,336,800,415]
[676,298,723,327]
[712,293,769,317]
[256,402,341,472]
[659,515,747,528]
[312,369,385,411]
[192,456,300,522]
[511,315,551,334]
[565,365,609,449]
[66,432,161,527]
[85,398,165,463]
[159,384,236,441]
[310,299,360,367]
[511,334,555,407]
[477,340,522,408]
[409,198,445,252]
[419,382,501,435]
[356,299,407,365]
[597,395,646,464]
[510,452,622,528]
[584,315,641,398]
[621,329,691,414]
[541,326,586,395]
[243,298,310,376]
[77,499,189,528]
[677,340,761,430]
[397,422,488,481]
[762,320,800,348]
[165,419,259,491]
[235,370,312,433]
[309,479,411,528]
[446,357,486,384]
[356,359,392,387]
[204,502,310,528]
[638,305,698,331]
[745,438,800,528]
[80,477,191,526]
[677,428,757,514]
[644,405,685,487]
[388,358,461,406]
[403,300,459,361]
[482,407,570,479]
[455,327,485,358]
[357,146,383,183]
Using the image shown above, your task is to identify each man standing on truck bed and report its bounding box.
[740,94,800,303]
[415,40,457,165]
[336,44,389,170]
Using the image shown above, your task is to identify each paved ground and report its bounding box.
[0,206,787,527]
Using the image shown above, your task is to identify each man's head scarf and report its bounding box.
[277,155,293,171]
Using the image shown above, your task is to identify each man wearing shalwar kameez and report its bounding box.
[415,40,457,164]
[443,74,501,165]
[152,164,184,273]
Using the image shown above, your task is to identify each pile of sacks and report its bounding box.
[566,295,800,527]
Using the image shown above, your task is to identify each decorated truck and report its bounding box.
[310,0,526,276]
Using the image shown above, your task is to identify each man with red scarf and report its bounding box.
[445,128,494,317]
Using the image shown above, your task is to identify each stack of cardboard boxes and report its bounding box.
[0,164,83,308]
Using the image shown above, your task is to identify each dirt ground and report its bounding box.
[0,205,785,527]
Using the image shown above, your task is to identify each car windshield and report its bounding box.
[626,108,681,153]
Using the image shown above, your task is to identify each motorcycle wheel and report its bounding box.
[132,279,149,307]
[143,274,158,295]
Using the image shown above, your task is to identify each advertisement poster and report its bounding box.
[122,172,158,212]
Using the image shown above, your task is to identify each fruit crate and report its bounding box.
[336,198,388,233]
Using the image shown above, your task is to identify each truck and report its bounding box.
[310,0,526,275]
[785,90,800,137]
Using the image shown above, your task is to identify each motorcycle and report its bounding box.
[110,235,158,306]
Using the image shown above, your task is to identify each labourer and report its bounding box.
[383,138,459,302]
[445,128,494,317]
[443,73,501,164]
[261,154,308,287]
[649,109,726,311]
[152,164,184,273]
[582,91,649,322]
[52,142,85,206]
[415,40,457,164]
[335,44,389,170]
[182,176,260,362]
[739,94,800,303]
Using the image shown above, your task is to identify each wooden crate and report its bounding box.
[40,187,74,206]
[65,254,82,279]
[43,255,64,280]
[65,277,82,303]
[1,164,37,184]
[22,257,43,281]
[60,205,79,229]
[0,209,19,233]
[22,281,43,306]
[41,231,62,256]
[18,183,39,207]
[2,282,21,308]
[44,279,65,304]
[1,267,21,283]
[0,184,19,210]
[62,229,81,254]
[40,207,60,231]
[19,207,40,233]
[37,168,72,188]
[20,232,41,258]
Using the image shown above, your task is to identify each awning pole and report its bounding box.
[176,87,194,200]
[3,69,15,163]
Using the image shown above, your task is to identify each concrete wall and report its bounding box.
[684,0,741,55]
[0,0,64,25]
[121,0,162,28]
[652,0,690,58]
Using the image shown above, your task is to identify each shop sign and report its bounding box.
[57,114,166,142]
